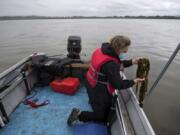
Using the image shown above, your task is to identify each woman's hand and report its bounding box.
[133,78,145,84]
[132,58,140,65]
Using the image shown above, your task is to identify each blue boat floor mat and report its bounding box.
[0,85,91,135]
[73,122,109,135]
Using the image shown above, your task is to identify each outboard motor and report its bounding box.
[67,36,82,59]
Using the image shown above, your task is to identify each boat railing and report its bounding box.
[0,53,47,81]
[117,72,155,135]
[0,56,30,81]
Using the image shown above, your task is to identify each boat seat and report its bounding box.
[73,122,109,135]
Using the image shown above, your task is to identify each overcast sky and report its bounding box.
[0,0,180,16]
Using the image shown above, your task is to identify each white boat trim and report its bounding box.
[120,72,155,135]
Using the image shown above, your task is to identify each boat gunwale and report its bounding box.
[118,73,155,135]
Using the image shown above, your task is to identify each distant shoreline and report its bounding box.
[0,15,180,21]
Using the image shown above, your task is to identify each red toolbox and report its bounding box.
[50,77,80,95]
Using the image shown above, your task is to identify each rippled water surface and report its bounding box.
[0,19,180,135]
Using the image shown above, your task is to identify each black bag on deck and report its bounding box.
[30,54,78,86]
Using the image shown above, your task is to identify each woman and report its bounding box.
[67,35,144,126]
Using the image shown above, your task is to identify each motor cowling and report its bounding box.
[67,36,81,59]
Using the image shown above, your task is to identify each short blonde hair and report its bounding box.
[110,35,131,51]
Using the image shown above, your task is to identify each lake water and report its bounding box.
[0,19,180,135]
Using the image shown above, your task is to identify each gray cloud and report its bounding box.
[0,0,180,16]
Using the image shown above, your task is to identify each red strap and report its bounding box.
[24,99,49,109]
[26,100,49,108]
[23,91,49,109]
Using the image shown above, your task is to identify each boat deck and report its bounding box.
[0,85,91,135]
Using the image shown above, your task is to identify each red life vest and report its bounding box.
[86,48,121,94]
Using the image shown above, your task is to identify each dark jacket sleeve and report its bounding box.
[122,59,133,68]
[102,61,135,90]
